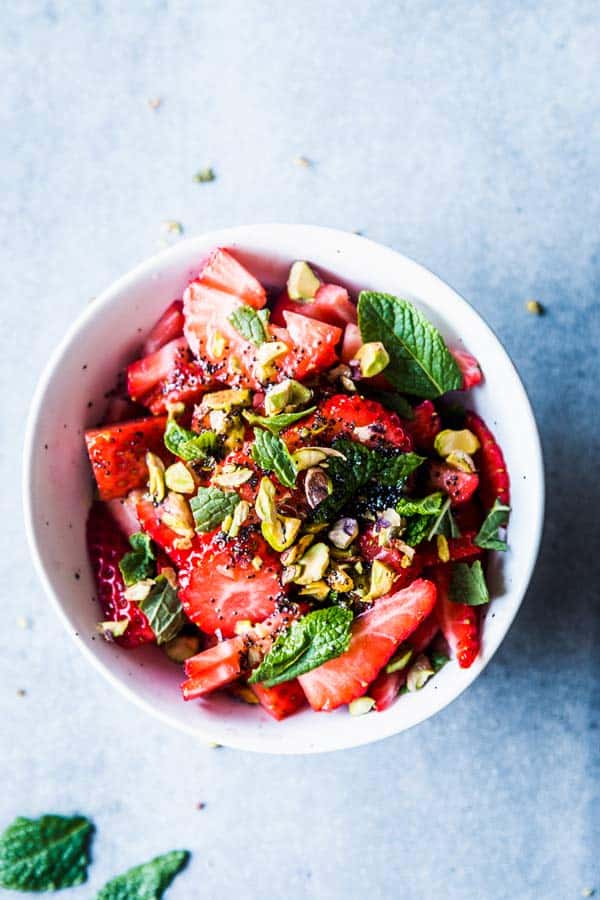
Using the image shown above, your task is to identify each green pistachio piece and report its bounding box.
[353,341,390,377]
[287,260,320,300]
[202,388,251,411]
[264,379,313,415]
[348,696,375,716]
[294,542,330,585]
[298,580,330,601]
[261,515,302,552]
[445,449,476,473]
[164,461,196,494]
[164,632,201,663]
[406,653,434,691]
[363,559,395,602]
[212,465,254,488]
[434,428,480,457]
[255,476,277,524]
[146,451,166,502]
[328,517,359,549]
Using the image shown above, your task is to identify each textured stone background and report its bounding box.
[1,2,599,898]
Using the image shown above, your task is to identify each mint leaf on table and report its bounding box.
[475,499,511,550]
[164,419,217,462]
[249,607,353,687]
[190,486,240,533]
[251,428,297,488]
[119,532,156,586]
[0,814,94,892]
[139,575,185,645]
[228,304,268,346]
[357,292,462,398]
[450,560,490,606]
[242,406,316,434]
[96,849,189,900]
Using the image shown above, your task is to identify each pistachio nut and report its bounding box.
[287,260,320,300]
[434,428,480,458]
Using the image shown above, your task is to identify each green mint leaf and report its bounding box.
[228,304,268,346]
[358,292,462,398]
[119,532,156,586]
[251,428,297,488]
[450,560,490,606]
[0,814,94,892]
[96,849,189,900]
[431,651,450,673]
[249,607,353,687]
[426,497,461,541]
[402,515,436,547]
[475,499,511,550]
[190,487,240,533]
[376,451,425,486]
[164,419,217,462]
[139,575,186,644]
[242,406,316,434]
[396,492,445,517]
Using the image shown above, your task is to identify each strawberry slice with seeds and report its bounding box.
[403,400,441,452]
[298,578,437,711]
[428,461,479,506]
[127,337,213,414]
[85,415,168,501]
[465,411,510,508]
[143,300,184,355]
[86,502,155,648]
[451,348,483,389]
[431,565,480,668]
[250,680,306,720]
[370,610,440,711]
[272,284,357,330]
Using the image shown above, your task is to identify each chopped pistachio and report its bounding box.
[261,515,302,552]
[282,564,301,585]
[294,542,330,585]
[164,632,201,663]
[148,97,162,110]
[304,467,332,508]
[255,476,277,523]
[298,580,330,601]
[146,451,166,502]
[328,517,359,549]
[526,299,544,315]
[292,448,329,471]
[160,491,195,538]
[303,522,329,534]
[363,559,395,602]
[287,260,320,300]
[227,500,251,538]
[445,449,476,473]
[437,534,450,562]
[230,684,260,704]
[96,619,129,640]
[352,341,390,377]
[406,653,434,691]
[280,533,315,565]
[255,340,289,369]
[349,696,375,716]
[354,559,364,575]
[251,555,263,571]
[326,567,354,592]
[293,155,312,167]
[264,379,312,415]
[434,428,480,457]
[161,219,182,235]
[212,465,254,488]
[340,375,357,393]
[194,166,216,183]
[207,329,226,358]
[203,388,251,411]
[385,644,414,674]
[165,461,196,494]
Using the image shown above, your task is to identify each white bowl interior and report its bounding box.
[24,225,544,753]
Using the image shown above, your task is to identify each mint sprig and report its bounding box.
[242,406,316,433]
[450,560,490,606]
[0,814,94,892]
[139,575,186,645]
[228,304,268,346]
[164,419,217,462]
[190,487,240,533]
[119,532,156,586]
[249,607,353,687]
[475,499,511,550]
[251,428,297,488]
[96,850,189,900]
[358,292,462,398]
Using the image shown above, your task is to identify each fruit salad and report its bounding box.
[85,249,510,720]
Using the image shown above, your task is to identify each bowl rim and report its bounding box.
[22,223,545,753]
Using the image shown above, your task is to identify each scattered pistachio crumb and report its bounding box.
[581,889,595,898]
[293,155,312,167]
[148,97,162,110]
[194,167,216,183]
[16,616,30,630]
[207,741,222,749]
[526,299,544,315]
[162,220,184,237]
[17,688,27,697]
[353,229,363,235]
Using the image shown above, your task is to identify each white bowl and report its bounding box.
[23,224,544,754]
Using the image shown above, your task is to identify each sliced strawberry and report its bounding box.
[272,284,356,330]
[197,247,266,308]
[181,635,246,699]
[127,337,212,414]
[465,411,510,508]
[284,393,413,453]
[135,496,205,568]
[340,322,362,364]
[86,502,155,648]
[408,610,440,653]
[279,310,342,381]
[370,610,440,711]
[250,680,306,720]
[428,462,479,506]
[127,338,189,400]
[417,532,482,569]
[453,499,484,533]
[431,565,479,668]
[298,579,437,711]
[85,415,168,501]
[178,526,284,638]
[143,300,184,355]
[403,400,441,452]
[451,348,483,390]
[105,493,141,538]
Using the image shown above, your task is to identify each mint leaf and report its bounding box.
[242,406,316,434]
[358,292,462,398]
[475,499,511,550]
[450,560,490,606]
[119,532,156,586]
[376,451,425,486]
[426,497,461,541]
[431,651,450,672]
[139,575,185,644]
[403,515,436,547]
[249,607,353,687]
[164,419,217,462]
[190,486,240,533]
[396,492,445,517]
[96,850,189,900]
[0,814,94,892]
[228,304,268,346]
[395,492,451,547]
[251,428,297,488]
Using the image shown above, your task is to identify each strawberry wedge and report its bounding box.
[250,680,306,720]
[432,565,480,669]
[465,411,510,508]
[298,579,437,711]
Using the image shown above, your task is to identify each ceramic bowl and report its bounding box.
[23,224,544,753]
